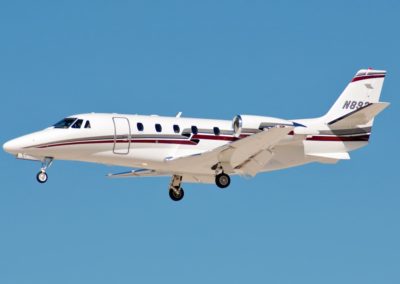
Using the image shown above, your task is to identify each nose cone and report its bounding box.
[3,138,24,154]
[3,135,31,155]
[4,131,46,156]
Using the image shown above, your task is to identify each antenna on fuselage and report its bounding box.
[176,112,182,118]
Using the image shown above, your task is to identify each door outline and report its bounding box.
[112,117,131,154]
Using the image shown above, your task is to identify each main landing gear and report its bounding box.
[213,163,231,189]
[169,175,184,201]
[167,172,231,201]
[36,157,53,184]
[215,173,231,189]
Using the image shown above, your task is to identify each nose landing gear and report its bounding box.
[36,157,53,184]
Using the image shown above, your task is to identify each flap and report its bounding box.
[235,149,274,176]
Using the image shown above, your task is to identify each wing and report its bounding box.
[108,126,293,180]
[107,169,215,184]
[167,126,294,177]
[107,169,168,178]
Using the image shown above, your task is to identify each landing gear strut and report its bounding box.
[36,157,53,184]
[215,173,231,189]
[168,175,184,201]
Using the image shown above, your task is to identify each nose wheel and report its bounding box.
[36,171,48,183]
[36,157,53,184]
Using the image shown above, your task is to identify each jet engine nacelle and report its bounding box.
[232,115,292,137]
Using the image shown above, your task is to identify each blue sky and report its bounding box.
[0,1,399,283]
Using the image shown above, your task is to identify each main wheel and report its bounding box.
[215,173,230,188]
[169,187,184,201]
[36,171,48,183]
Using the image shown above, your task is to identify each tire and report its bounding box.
[36,171,48,184]
[169,187,184,201]
[215,173,230,189]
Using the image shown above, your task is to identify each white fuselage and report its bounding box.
[3,112,369,177]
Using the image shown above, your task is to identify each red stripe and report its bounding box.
[38,140,115,148]
[192,134,251,141]
[37,139,197,148]
[351,74,385,82]
[307,135,369,142]
[132,139,196,145]
[36,133,369,148]
[192,134,237,141]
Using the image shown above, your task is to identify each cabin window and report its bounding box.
[137,122,144,131]
[191,126,198,135]
[71,119,83,129]
[84,120,91,129]
[213,127,220,135]
[155,123,162,132]
[53,118,77,129]
[173,124,180,133]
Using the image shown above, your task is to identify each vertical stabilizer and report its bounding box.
[324,69,386,125]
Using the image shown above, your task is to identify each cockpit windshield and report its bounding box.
[71,119,83,129]
[53,118,77,129]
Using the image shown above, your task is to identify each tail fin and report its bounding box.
[324,69,387,125]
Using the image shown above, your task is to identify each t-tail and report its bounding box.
[323,69,389,131]
[299,69,389,162]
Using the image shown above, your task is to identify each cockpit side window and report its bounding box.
[53,118,77,129]
[71,119,83,129]
[84,120,91,129]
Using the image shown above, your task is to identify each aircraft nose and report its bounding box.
[4,132,42,155]
[3,138,22,154]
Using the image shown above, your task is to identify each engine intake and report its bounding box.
[232,115,242,137]
[232,115,292,136]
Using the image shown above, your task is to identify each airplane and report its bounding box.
[3,68,389,201]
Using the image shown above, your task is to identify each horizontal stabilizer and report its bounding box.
[328,102,389,128]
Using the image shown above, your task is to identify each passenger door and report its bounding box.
[112,117,131,154]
